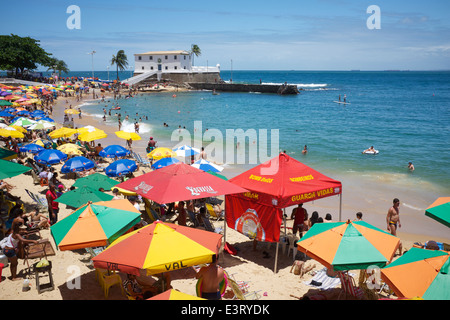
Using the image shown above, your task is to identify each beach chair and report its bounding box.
[205,203,224,221]
[25,189,48,209]
[286,234,299,261]
[132,151,150,167]
[142,198,162,222]
[337,271,365,300]
[201,216,223,234]
[187,211,199,227]
[30,170,41,185]
[225,271,261,300]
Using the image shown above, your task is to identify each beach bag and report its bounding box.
[224,242,237,255]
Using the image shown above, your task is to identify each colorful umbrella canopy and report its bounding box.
[55,185,113,208]
[147,147,176,160]
[73,173,119,190]
[173,145,200,157]
[78,129,107,142]
[34,149,68,165]
[77,125,100,134]
[425,197,450,228]
[27,120,55,130]
[0,127,24,138]
[57,143,84,156]
[61,156,95,173]
[19,143,45,154]
[148,289,205,300]
[0,100,12,106]
[0,159,31,179]
[0,111,15,117]
[49,127,78,139]
[151,157,179,170]
[297,220,400,271]
[192,159,224,172]
[50,199,141,251]
[207,170,228,181]
[115,131,141,141]
[92,221,222,276]
[98,144,130,158]
[381,247,450,300]
[64,108,80,114]
[105,159,138,177]
[11,117,36,127]
[116,162,247,204]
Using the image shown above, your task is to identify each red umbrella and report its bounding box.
[116,162,247,204]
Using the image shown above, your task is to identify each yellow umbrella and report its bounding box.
[78,130,107,142]
[64,108,80,114]
[57,143,84,156]
[77,125,101,135]
[49,127,78,139]
[115,131,141,141]
[0,127,24,138]
[147,147,176,160]
[9,125,27,133]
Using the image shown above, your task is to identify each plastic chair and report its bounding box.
[337,271,364,300]
[287,234,299,261]
[101,273,124,298]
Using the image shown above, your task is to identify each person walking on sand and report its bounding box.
[387,198,403,255]
[196,255,224,300]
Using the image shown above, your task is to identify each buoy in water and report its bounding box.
[173,94,176,98]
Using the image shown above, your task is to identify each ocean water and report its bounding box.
[77,70,450,195]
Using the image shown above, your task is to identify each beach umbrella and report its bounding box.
[16,110,30,116]
[173,145,200,157]
[380,247,450,300]
[57,143,83,156]
[50,199,141,251]
[27,120,55,130]
[0,127,24,138]
[19,143,45,154]
[297,220,400,271]
[77,125,100,134]
[31,139,52,148]
[151,157,179,170]
[37,116,55,123]
[0,111,15,117]
[11,117,36,127]
[64,108,80,114]
[0,159,31,179]
[116,162,247,204]
[105,159,138,177]
[4,107,17,113]
[207,170,228,181]
[0,147,17,160]
[34,149,68,165]
[425,197,450,228]
[49,127,77,139]
[61,156,95,173]
[55,185,113,208]
[147,147,176,160]
[98,144,130,158]
[0,100,12,106]
[115,131,141,141]
[9,125,27,133]
[78,129,107,142]
[191,159,224,172]
[148,289,205,300]
[73,173,119,190]
[92,221,222,276]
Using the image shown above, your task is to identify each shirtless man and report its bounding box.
[199,147,207,160]
[196,255,224,300]
[386,198,402,255]
[363,146,376,154]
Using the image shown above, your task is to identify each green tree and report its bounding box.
[47,58,70,77]
[190,44,201,66]
[110,50,128,80]
[0,34,53,74]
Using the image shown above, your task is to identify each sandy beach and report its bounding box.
[0,88,448,301]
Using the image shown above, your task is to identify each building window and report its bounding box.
[138,56,142,60]
[174,55,177,60]
[150,66,154,70]
[142,66,144,70]
[174,66,177,70]
[165,55,168,60]
[165,66,168,70]
[184,66,186,69]
[150,56,153,60]
[184,56,186,60]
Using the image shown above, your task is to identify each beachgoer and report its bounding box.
[199,147,207,160]
[387,198,403,255]
[196,255,224,300]
[112,188,121,200]
[302,145,307,155]
[354,212,363,221]
[408,162,415,172]
[343,94,347,103]
[173,201,187,226]
[291,203,307,238]
[363,146,376,154]
[46,183,60,225]
[324,213,333,222]
[24,210,50,229]
[123,274,156,300]
[2,223,39,280]
[129,196,140,212]
[308,211,319,228]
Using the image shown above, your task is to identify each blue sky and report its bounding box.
[1,0,449,71]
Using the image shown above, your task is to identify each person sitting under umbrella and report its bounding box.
[123,274,156,300]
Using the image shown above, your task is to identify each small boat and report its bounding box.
[112,107,121,110]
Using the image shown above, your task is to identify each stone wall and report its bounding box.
[135,72,220,86]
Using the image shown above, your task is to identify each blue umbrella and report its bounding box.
[61,156,95,173]
[173,145,200,157]
[0,111,15,117]
[98,144,130,158]
[16,110,31,116]
[105,159,137,177]
[34,149,68,165]
[19,143,45,154]
[37,116,55,122]
[4,108,16,113]
[191,159,224,172]
[151,157,180,170]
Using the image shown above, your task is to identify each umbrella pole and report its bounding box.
[274,241,279,273]
[339,193,342,221]
[222,199,227,264]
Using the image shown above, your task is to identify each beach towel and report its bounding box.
[224,242,238,255]
[304,268,341,290]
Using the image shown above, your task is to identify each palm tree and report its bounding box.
[190,44,201,66]
[47,58,69,77]
[110,50,128,80]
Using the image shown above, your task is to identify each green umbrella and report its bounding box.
[50,199,142,251]
[55,185,114,208]
[0,147,17,160]
[425,197,450,228]
[206,170,228,181]
[72,173,119,190]
[381,247,450,300]
[0,100,13,106]
[0,159,31,179]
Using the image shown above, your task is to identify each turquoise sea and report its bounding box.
[74,70,450,193]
